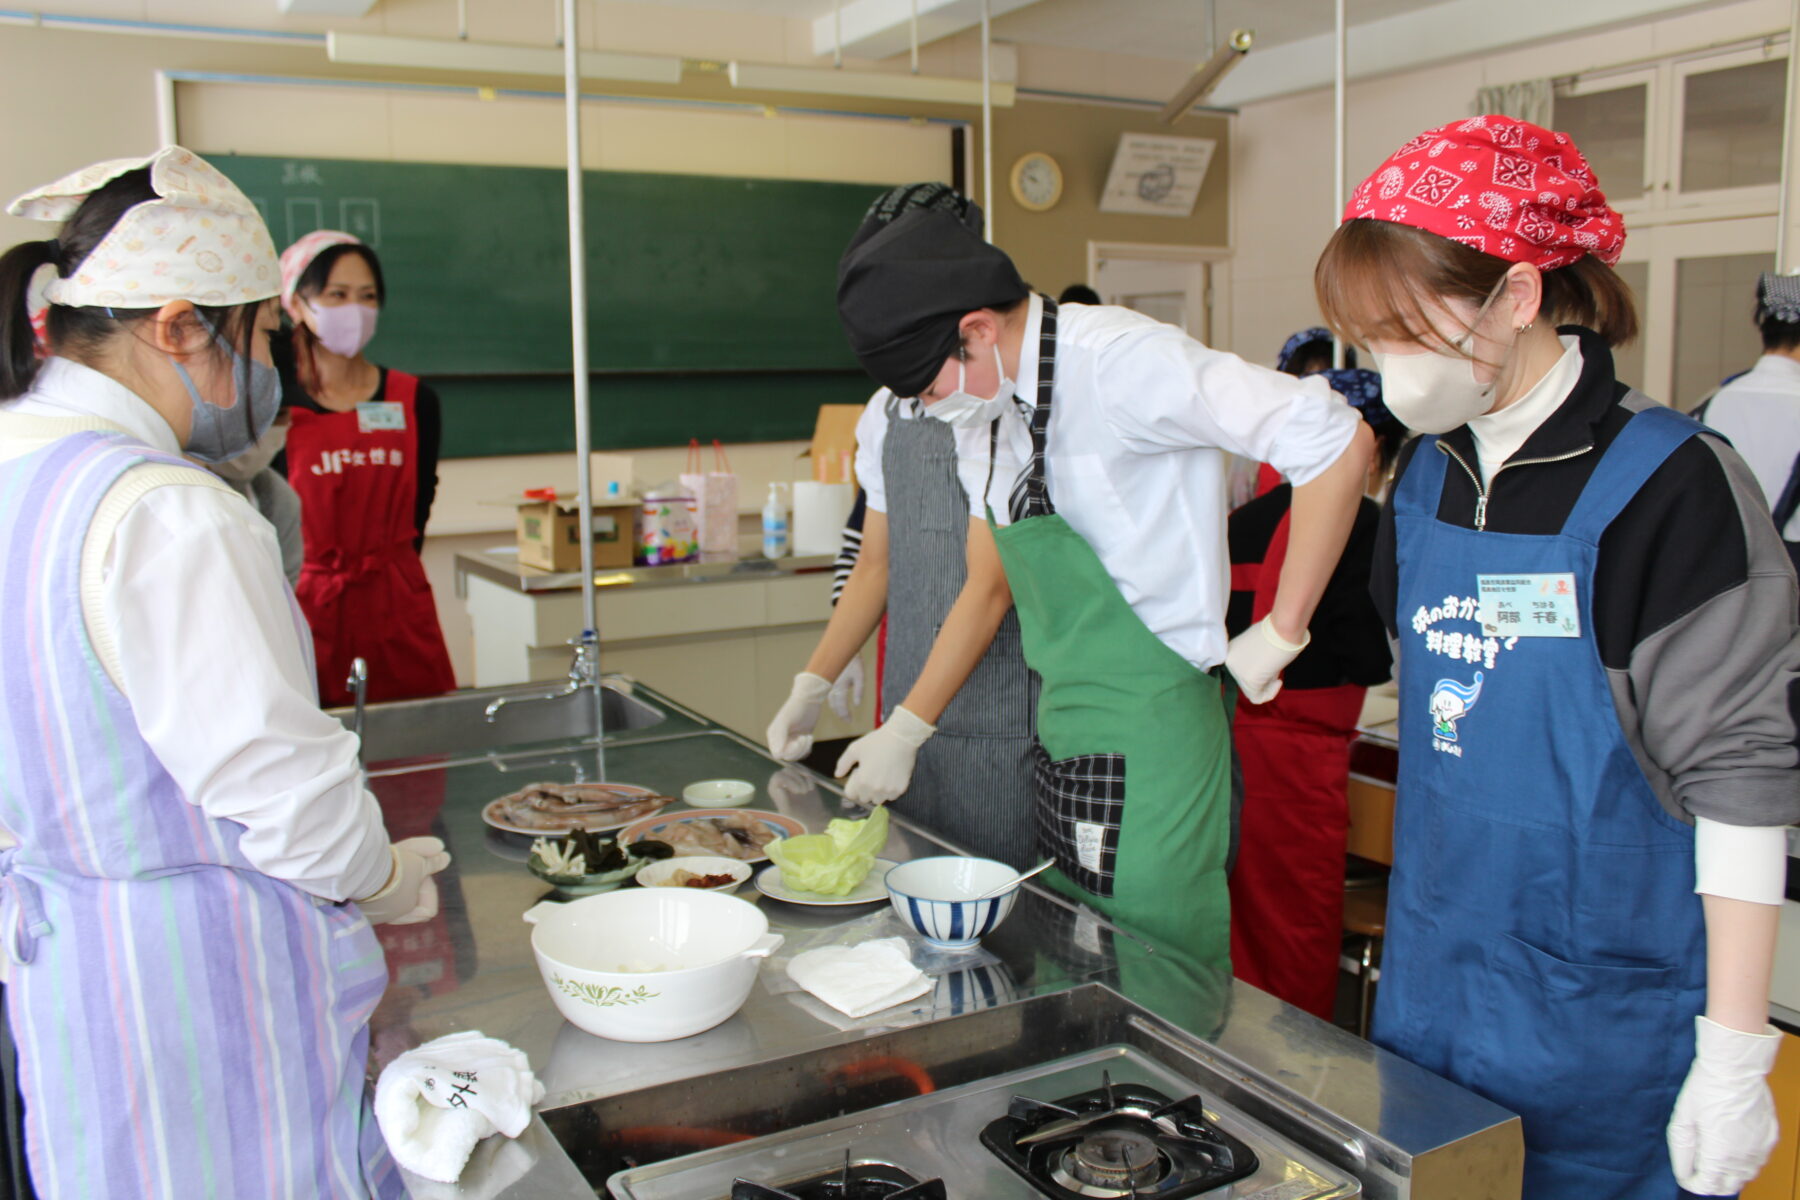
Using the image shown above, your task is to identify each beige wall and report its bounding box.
[1227,0,1796,369]
[992,102,1230,297]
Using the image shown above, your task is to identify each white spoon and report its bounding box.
[974,859,1054,902]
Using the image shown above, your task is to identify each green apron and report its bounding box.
[987,298,1234,985]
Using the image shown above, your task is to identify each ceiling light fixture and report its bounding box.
[727,60,1014,106]
[1159,28,1252,123]
[325,31,683,85]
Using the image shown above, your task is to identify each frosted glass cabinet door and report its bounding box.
[1555,78,1650,205]
[1673,251,1774,411]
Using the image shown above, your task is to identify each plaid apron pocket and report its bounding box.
[1033,743,1125,897]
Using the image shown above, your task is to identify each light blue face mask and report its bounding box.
[169,313,282,464]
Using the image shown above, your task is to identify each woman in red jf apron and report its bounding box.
[1316,117,1800,1199]
[277,231,456,707]
[832,187,1373,997]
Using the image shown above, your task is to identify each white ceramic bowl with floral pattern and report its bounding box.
[524,889,781,1042]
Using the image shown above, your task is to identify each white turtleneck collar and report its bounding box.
[1467,334,1582,485]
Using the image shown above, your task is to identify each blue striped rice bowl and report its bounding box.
[885,856,1021,948]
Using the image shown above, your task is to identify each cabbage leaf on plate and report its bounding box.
[765,806,890,896]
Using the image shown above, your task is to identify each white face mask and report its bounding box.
[925,345,1015,428]
[1370,280,1513,436]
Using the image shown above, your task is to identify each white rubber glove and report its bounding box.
[1224,615,1310,706]
[1667,1015,1782,1195]
[828,656,866,721]
[357,837,451,926]
[766,672,833,761]
[834,707,935,806]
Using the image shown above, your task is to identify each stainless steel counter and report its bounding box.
[453,547,835,595]
[359,681,1519,1199]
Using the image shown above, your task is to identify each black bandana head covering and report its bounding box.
[1756,272,1800,325]
[837,182,1028,399]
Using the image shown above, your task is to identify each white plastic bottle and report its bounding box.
[761,482,790,560]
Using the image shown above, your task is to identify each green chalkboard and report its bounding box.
[207,154,884,455]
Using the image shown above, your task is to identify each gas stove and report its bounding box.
[606,1048,1360,1200]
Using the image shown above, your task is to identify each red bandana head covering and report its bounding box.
[1344,115,1625,270]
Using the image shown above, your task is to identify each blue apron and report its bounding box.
[1378,404,1709,1200]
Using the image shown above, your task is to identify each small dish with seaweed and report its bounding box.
[528,829,673,896]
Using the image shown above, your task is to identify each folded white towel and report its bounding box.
[786,937,931,1019]
[374,1031,545,1184]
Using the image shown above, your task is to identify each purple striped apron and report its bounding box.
[0,430,404,1198]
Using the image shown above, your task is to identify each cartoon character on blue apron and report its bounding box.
[1427,672,1481,742]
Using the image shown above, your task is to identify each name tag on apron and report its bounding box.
[1477,573,1581,638]
[356,401,406,433]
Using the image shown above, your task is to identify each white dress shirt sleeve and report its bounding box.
[1693,817,1788,906]
[1094,326,1361,485]
[102,480,393,902]
[855,391,892,514]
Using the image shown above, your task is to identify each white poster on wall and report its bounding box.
[1099,133,1217,218]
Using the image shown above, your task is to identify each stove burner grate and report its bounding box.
[731,1150,947,1200]
[979,1072,1260,1199]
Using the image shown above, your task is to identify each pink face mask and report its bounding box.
[306,300,379,357]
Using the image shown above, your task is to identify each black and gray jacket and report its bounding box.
[1372,326,1800,828]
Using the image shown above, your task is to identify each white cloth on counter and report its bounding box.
[787,937,933,1019]
[981,295,1362,669]
[375,1031,546,1184]
[0,358,391,902]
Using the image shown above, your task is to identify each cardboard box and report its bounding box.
[516,498,638,572]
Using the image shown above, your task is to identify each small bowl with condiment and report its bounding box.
[682,779,755,808]
[635,855,753,895]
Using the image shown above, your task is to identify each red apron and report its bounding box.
[286,370,457,707]
[1227,509,1365,1020]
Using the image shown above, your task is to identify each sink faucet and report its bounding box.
[347,657,369,740]
[484,632,602,723]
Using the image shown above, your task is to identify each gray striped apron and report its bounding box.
[881,395,1039,869]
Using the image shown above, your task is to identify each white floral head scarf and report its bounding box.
[7,145,279,310]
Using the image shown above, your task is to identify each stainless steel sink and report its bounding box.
[327,682,664,765]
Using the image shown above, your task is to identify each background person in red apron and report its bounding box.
[277,231,455,706]
[1225,366,1398,1019]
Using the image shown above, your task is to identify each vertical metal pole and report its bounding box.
[1332,0,1347,367]
[154,69,177,145]
[564,0,605,772]
[1777,0,1800,272]
[457,0,468,40]
[910,0,919,74]
[834,0,843,68]
[981,0,994,242]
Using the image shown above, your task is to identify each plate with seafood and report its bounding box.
[617,809,804,865]
[482,781,675,837]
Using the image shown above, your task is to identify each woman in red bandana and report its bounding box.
[277,231,456,706]
[1317,117,1798,1200]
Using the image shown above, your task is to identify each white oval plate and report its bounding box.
[755,858,900,907]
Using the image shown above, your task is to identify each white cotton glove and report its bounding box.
[828,656,866,721]
[1667,1015,1782,1195]
[358,837,452,926]
[766,672,833,761]
[1224,616,1311,706]
[835,707,935,806]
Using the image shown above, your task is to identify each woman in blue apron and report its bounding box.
[1316,116,1800,1199]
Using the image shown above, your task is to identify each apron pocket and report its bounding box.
[1470,933,1693,1172]
[1033,744,1126,898]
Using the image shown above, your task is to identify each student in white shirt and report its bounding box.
[1703,270,1800,560]
[832,183,1371,973]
